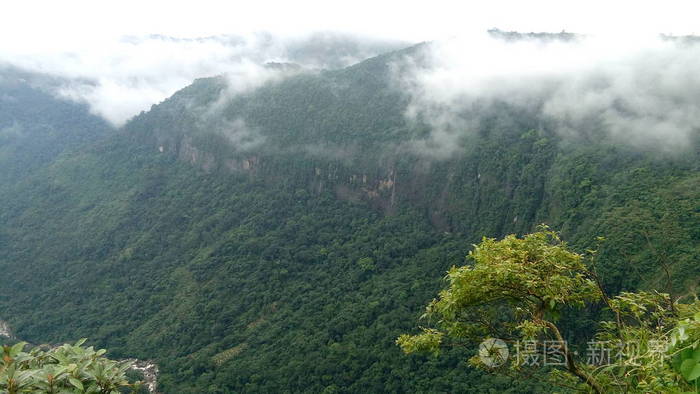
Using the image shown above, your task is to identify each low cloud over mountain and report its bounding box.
[394,31,700,156]
[0,32,405,126]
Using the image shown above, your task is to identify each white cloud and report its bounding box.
[0,33,400,126]
[394,32,700,155]
[1,35,276,125]
[216,118,266,152]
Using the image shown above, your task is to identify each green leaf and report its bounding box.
[680,359,700,382]
[69,376,84,391]
[9,342,27,357]
[672,354,684,371]
[680,326,690,341]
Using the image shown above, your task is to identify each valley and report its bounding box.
[0,32,698,393]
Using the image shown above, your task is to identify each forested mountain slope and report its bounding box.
[0,44,698,392]
[0,67,113,184]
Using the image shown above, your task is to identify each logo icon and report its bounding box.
[478,338,509,367]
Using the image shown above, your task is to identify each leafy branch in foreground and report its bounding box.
[397,227,700,393]
[0,339,142,393]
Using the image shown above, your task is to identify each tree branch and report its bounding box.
[541,319,603,394]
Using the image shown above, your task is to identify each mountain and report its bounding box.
[0,43,698,393]
[0,66,113,184]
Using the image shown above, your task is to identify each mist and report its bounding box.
[0,32,406,126]
[4,26,700,157]
[394,31,700,156]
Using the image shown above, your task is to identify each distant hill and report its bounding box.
[0,66,113,185]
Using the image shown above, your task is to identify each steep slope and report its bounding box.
[0,132,543,392]
[125,45,699,293]
[0,45,698,393]
[0,66,113,185]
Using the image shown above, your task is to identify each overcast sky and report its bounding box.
[2,0,700,50]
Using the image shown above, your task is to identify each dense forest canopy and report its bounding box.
[0,33,698,393]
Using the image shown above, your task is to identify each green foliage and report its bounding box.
[585,291,697,392]
[400,230,700,393]
[398,228,602,357]
[670,308,700,387]
[356,257,375,272]
[0,339,139,393]
[0,45,697,393]
[0,67,112,186]
[396,329,443,357]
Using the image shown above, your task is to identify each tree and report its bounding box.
[397,228,700,393]
[0,339,142,393]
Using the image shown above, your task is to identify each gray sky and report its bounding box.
[3,0,699,49]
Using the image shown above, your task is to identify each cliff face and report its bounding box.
[125,50,700,291]
[125,57,549,236]
[131,62,690,245]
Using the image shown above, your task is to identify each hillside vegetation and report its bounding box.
[0,45,698,392]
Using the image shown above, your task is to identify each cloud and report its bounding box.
[216,118,266,152]
[0,32,405,126]
[393,31,700,156]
